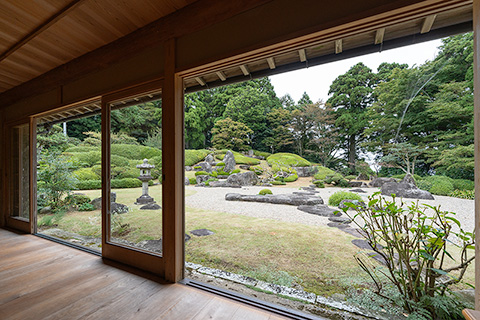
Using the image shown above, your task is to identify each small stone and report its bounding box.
[110,202,129,214]
[190,229,214,236]
[184,177,190,185]
[185,166,192,171]
[239,165,250,170]
[205,154,215,164]
[39,206,52,215]
[140,203,161,210]
[350,188,367,193]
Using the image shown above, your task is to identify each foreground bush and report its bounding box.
[449,189,474,200]
[328,191,362,206]
[267,153,311,167]
[340,193,475,319]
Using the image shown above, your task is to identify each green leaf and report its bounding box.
[430,268,448,275]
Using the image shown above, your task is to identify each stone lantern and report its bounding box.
[135,159,155,205]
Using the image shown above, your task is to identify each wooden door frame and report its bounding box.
[101,79,167,277]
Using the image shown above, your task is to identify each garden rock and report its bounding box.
[226,193,323,206]
[223,150,236,172]
[39,206,52,215]
[327,222,350,229]
[217,175,229,179]
[190,229,214,236]
[381,181,434,200]
[297,205,335,216]
[185,166,192,171]
[338,199,365,210]
[368,177,397,188]
[205,154,215,164]
[110,202,129,214]
[356,173,370,180]
[351,239,383,251]
[91,192,116,210]
[208,180,229,188]
[140,203,161,210]
[239,165,250,170]
[226,172,258,187]
[195,162,212,173]
[293,166,318,177]
[350,188,367,193]
[196,175,210,184]
[348,181,368,188]
[401,173,417,186]
[328,216,352,223]
[184,177,190,185]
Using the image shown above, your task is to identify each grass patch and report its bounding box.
[313,166,336,180]
[267,153,311,167]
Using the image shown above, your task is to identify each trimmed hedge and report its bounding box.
[259,189,273,195]
[267,153,311,167]
[271,180,286,185]
[452,179,475,191]
[313,166,336,180]
[110,144,162,160]
[195,171,209,176]
[328,191,363,206]
[284,173,298,182]
[189,177,197,185]
[64,146,97,153]
[111,178,143,188]
[417,175,454,196]
[76,179,101,190]
[254,150,271,158]
[69,151,101,168]
[185,149,210,166]
[250,165,263,175]
[74,168,100,181]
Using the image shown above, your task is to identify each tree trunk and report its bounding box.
[348,134,356,173]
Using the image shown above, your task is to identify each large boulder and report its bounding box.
[297,204,336,216]
[225,193,323,206]
[196,175,210,184]
[205,154,215,164]
[226,172,258,187]
[91,192,116,210]
[195,162,212,173]
[184,177,190,185]
[368,177,397,188]
[111,202,129,214]
[293,166,319,177]
[381,182,434,200]
[401,173,416,186]
[223,150,236,172]
[348,181,368,188]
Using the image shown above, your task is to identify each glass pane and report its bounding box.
[108,94,162,255]
[36,103,102,252]
[10,124,30,220]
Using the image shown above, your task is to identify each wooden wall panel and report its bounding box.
[62,45,164,105]
[3,89,58,123]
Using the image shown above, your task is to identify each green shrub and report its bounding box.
[449,189,474,200]
[78,203,95,211]
[111,155,129,167]
[113,167,139,179]
[189,177,197,185]
[337,178,350,188]
[209,171,218,177]
[64,193,91,206]
[204,178,218,186]
[73,168,99,181]
[328,191,363,206]
[452,179,475,191]
[259,189,273,195]
[253,150,271,158]
[194,166,202,169]
[313,166,336,180]
[216,170,229,176]
[231,169,240,174]
[271,180,286,185]
[64,146,96,153]
[215,151,260,165]
[110,144,161,160]
[185,149,211,166]
[419,175,455,196]
[111,178,142,188]
[345,175,357,181]
[69,151,101,167]
[267,153,311,167]
[313,180,325,188]
[250,165,263,175]
[324,173,344,185]
[284,174,298,182]
[76,180,102,190]
[195,170,209,176]
[216,162,225,167]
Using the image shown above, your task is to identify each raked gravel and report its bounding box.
[185,185,475,233]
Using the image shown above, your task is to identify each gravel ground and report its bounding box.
[185,185,475,233]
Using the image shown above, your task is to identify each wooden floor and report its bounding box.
[0,228,289,320]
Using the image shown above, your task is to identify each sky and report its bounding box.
[270,39,443,104]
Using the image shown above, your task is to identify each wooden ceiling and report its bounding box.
[0,0,197,94]
[0,0,474,104]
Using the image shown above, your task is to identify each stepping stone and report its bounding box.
[351,239,383,251]
[328,216,351,223]
[190,229,214,237]
[297,205,337,216]
[327,222,350,229]
[341,228,366,238]
[140,203,161,210]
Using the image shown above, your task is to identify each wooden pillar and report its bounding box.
[475,0,480,310]
[0,110,4,227]
[162,37,185,282]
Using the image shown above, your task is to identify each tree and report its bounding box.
[433,145,474,180]
[327,62,375,173]
[264,108,293,153]
[211,118,253,151]
[380,142,424,175]
[297,92,313,108]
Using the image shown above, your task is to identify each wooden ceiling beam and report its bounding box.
[375,28,385,44]
[335,39,343,54]
[0,0,88,63]
[267,57,276,69]
[195,77,206,86]
[216,71,227,81]
[421,14,437,33]
[298,49,307,62]
[240,64,250,76]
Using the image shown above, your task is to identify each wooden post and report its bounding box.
[162,37,185,282]
[475,0,480,310]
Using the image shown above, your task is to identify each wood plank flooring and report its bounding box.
[0,228,289,320]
